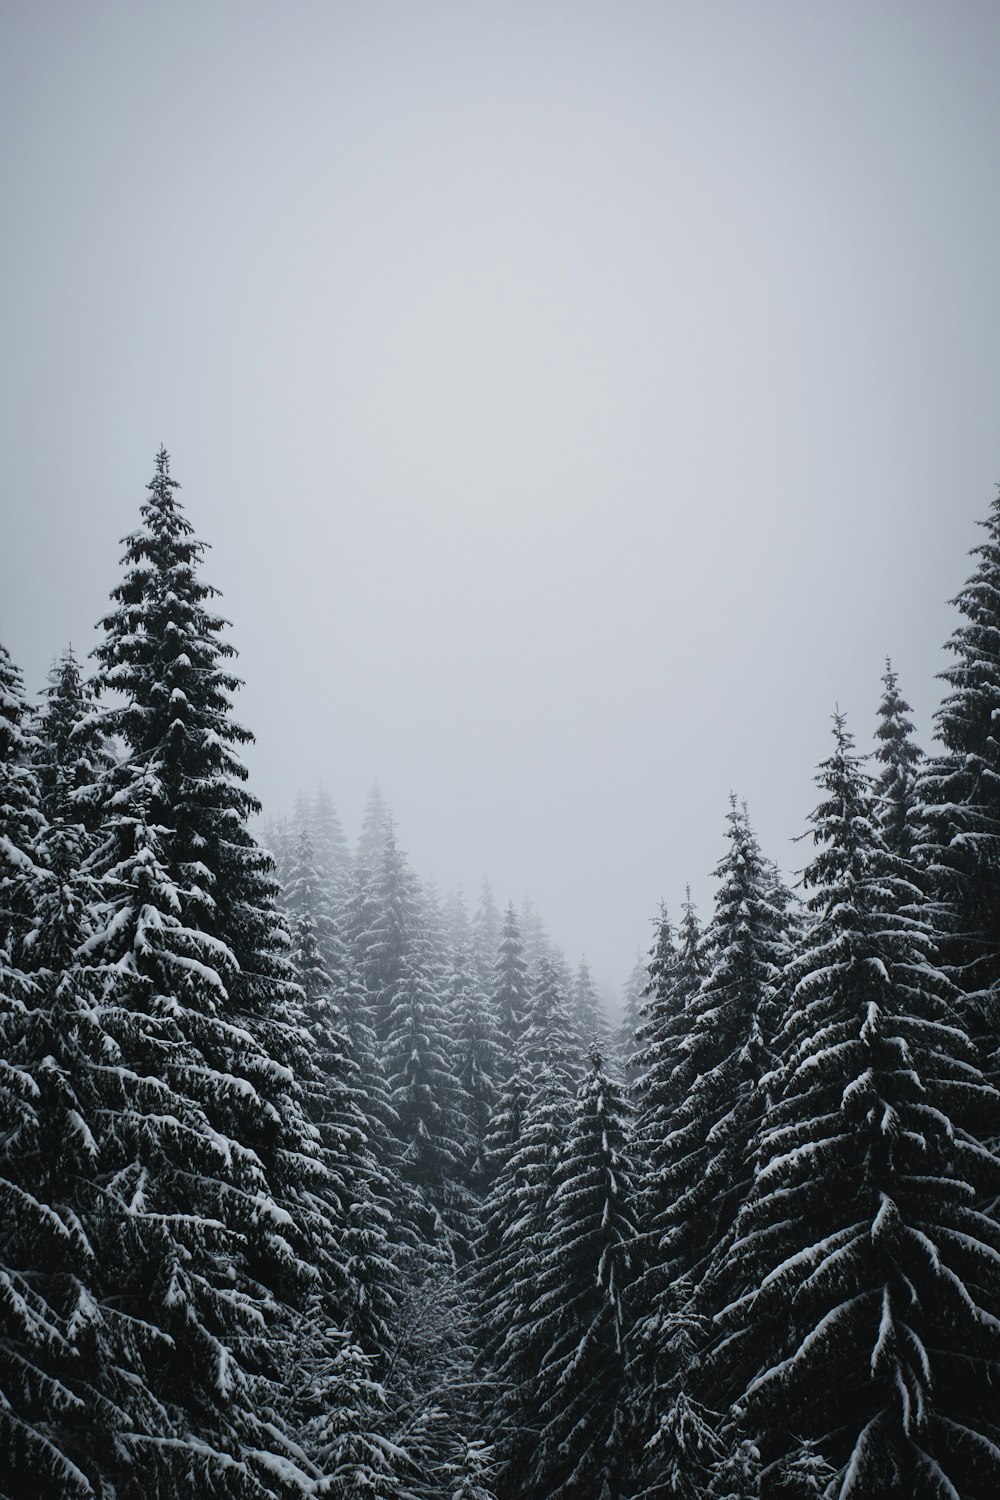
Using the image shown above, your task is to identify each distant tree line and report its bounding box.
[2,449,1000,1497]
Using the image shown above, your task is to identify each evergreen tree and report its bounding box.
[521,953,580,1082]
[285,826,397,1360]
[528,1049,637,1499]
[712,714,1000,1498]
[874,659,923,861]
[84,447,341,1490]
[570,956,607,1058]
[384,952,472,1253]
[471,879,501,995]
[32,646,110,836]
[477,1065,574,1494]
[616,949,647,1082]
[491,903,530,1067]
[630,807,789,1495]
[919,489,1000,1028]
[0,639,131,1494]
[448,930,502,1196]
[629,896,702,1400]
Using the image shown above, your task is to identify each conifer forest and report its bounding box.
[5,444,1000,1500]
[6,6,1000,1500]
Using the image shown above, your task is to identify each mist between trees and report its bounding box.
[4,449,1000,1498]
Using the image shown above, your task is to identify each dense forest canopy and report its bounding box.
[3,450,1000,1497]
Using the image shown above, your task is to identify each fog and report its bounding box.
[3,0,1000,992]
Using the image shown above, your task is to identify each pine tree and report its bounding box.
[312,786,351,910]
[285,825,397,1360]
[521,953,580,1082]
[918,490,1000,1028]
[528,1049,637,1499]
[874,659,923,861]
[0,639,130,1494]
[616,949,647,1082]
[712,714,1000,1498]
[630,808,790,1496]
[629,897,702,1419]
[570,956,607,1059]
[471,880,501,995]
[491,903,530,1068]
[477,1064,574,1493]
[448,930,502,1197]
[84,447,341,1490]
[384,952,472,1253]
[663,801,789,1300]
[32,646,110,836]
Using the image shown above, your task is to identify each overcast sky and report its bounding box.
[2,0,1000,993]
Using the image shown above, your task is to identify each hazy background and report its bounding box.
[2,0,999,994]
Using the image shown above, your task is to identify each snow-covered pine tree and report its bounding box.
[357,782,390,870]
[521,953,581,1082]
[527,1048,637,1499]
[471,879,501,996]
[342,785,393,994]
[712,713,1000,1498]
[285,825,397,1361]
[360,819,425,1049]
[383,950,473,1254]
[491,902,530,1071]
[32,646,111,837]
[475,1063,575,1495]
[84,447,343,1490]
[447,925,502,1198]
[616,949,648,1082]
[630,807,790,1494]
[918,490,1000,1035]
[874,659,923,862]
[0,638,131,1495]
[310,786,351,926]
[0,640,45,955]
[628,897,700,1422]
[570,956,607,1060]
[520,896,551,974]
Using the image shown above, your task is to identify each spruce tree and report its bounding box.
[32,646,110,836]
[0,640,130,1494]
[84,447,340,1490]
[448,930,502,1196]
[713,714,1000,1498]
[616,949,647,1081]
[919,489,1000,1028]
[477,1064,574,1494]
[521,953,580,1082]
[471,879,501,995]
[874,660,923,861]
[570,956,606,1059]
[491,902,530,1068]
[285,826,397,1360]
[528,1049,637,1499]
[630,808,790,1495]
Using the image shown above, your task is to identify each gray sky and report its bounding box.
[3,1,1000,992]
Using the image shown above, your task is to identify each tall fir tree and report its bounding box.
[712,714,1000,1498]
[285,825,397,1361]
[83,448,347,1490]
[0,639,132,1494]
[630,807,790,1494]
[874,659,923,862]
[919,490,1000,1033]
[528,1049,637,1499]
[491,902,530,1069]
